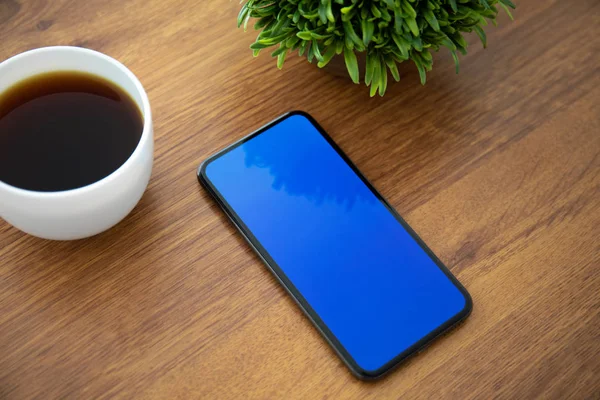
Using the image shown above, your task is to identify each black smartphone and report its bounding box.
[197,111,472,379]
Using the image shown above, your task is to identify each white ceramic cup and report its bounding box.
[0,46,153,240]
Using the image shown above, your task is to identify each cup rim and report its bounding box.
[0,46,152,198]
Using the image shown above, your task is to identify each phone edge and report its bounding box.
[196,110,473,380]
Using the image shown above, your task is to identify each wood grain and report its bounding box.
[1,0,599,398]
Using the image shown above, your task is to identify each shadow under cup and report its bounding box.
[0,46,153,240]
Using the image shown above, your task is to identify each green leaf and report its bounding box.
[394,14,403,34]
[498,2,514,20]
[297,31,313,40]
[384,56,400,82]
[413,57,427,85]
[271,45,287,57]
[406,18,419,36]
[371,4,382,18]
[243,11,251,31]
[449,0,457,12]
[379,7,392,22]
[390,49,408,62]
[450,50,460,74]
[365,52,376,85]
[310,32,330,40]
[360,4,369,20]
[341,4,355,14]
[401,1,417,19]
[370,59,380,97]
[299,4,319,20]
[362,19,375,46]
[344,47,360,84]
[499,0,516,8]
[317,45,337,68]
[298,41,308,56]
[420,50,432,62]
[474,25,487,48]
[237,4,249,29]
[451,33,468,54]
[285,35,300,48]
[379,60,388,96]
[440,34,457,51]
[325,0,335,22]
[307,43,315,62]
[257,32,290,46]
[250,42,270,50]
[345,34,354,51]
[423,10,440,32]
[411,36,423,52]
[254,17,273,30]
[312,39,324,62]
[343,20,364,50]
[318,1,328,24]
[277,51,287,69]
[374,37,391,48]
[392,33,410,58]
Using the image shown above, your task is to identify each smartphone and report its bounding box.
[197,111,472,379]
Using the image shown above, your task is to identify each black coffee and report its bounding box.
[0,71,143,192]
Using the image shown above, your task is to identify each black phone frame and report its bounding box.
[197,110,473,380]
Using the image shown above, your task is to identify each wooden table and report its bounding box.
[1,0,599,398]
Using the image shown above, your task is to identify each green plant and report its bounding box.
[238,0,515,96]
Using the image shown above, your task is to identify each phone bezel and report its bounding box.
[197,110,473,380]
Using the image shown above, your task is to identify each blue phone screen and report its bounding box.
[204,114,468,373]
